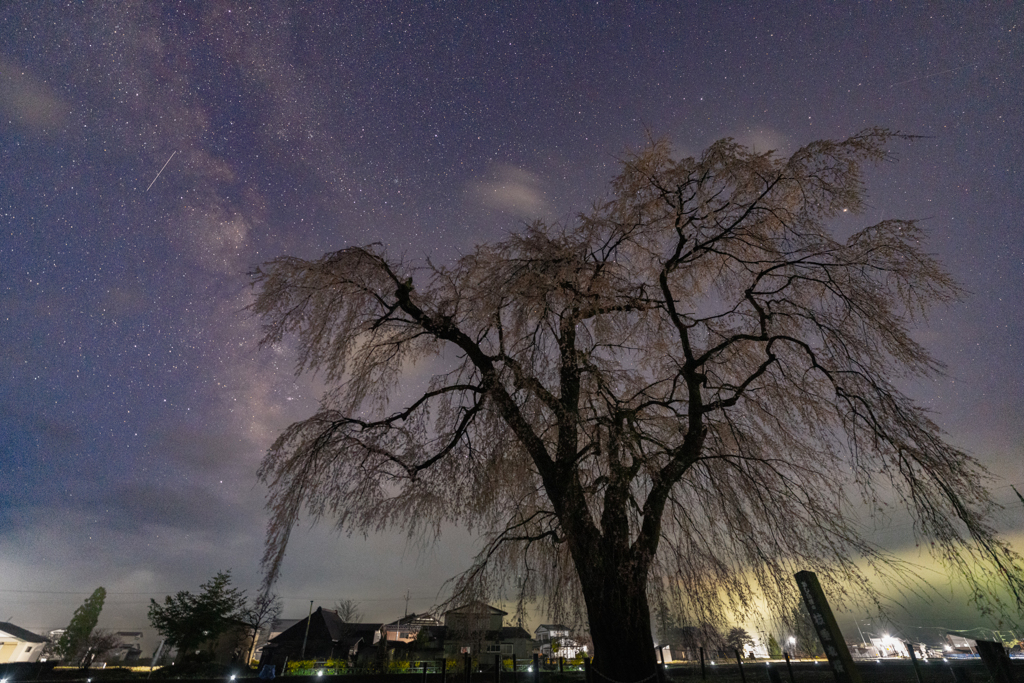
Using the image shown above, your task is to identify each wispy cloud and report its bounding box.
[468,165,550,219]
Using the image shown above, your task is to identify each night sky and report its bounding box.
[2,2,1022,647]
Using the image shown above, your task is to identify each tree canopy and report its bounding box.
[148,571,246,659]
[56,586,105,665]
[725,627,754,656]
[252,129,1024,680]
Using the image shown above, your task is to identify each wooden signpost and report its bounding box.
[794,571,862,683]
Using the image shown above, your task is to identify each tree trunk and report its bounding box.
[576,557,659,683]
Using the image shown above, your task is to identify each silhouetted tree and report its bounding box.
[252,129,1024,682]
[148,571,246,660]
[725,628,754,656]
[56,587,106,666]
[80,630,122,669]
[239,592,282,666]
[333,599,362,623]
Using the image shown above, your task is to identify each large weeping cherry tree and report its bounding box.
[251,129,1023,680]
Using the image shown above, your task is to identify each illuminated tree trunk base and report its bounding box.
[579,565,659,683]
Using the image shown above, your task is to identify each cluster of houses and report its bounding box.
[0,602,587,670]
[0,624,144,667]
[5,607,1004,671]
[256,601,587,671]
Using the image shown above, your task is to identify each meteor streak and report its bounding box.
[145,151,177,192]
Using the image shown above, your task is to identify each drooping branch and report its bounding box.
[253,129,1024,673]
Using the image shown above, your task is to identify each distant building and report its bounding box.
[259,607,382,670]
[104,632,144,662]
[868,637,901,657]
[443,602,534,660]
[945,634,977,654]
[382,614,441,643]
[534,624,586,659]
[253,618,301,662]
[0,622,48,663]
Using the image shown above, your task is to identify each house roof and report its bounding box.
[499,626,533,641]
[0,622,48,643]
[444,601,507,616]
[536,624,570,631]
[319,608,350,641]
[268,607,385,646]
[270,618,301,633]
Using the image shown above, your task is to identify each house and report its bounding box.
[350,613,447,668]
[259,607,382,670]
[253,618,301,662]
[0,622,48,663]
[534,624,586,659]
[445,602,506,638]
[382,613,441,643]
[102,632,144,663]
[443,602,534,660]
[486,627,534,660]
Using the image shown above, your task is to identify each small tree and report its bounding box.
[80,630,122,668]
[56,587,106,665]
[252,129,1024,681]
[148,571,246,660]
[239,592,282,666]
[790,603,823,657]
[725,628,754,656]
[334,598,362,623]
[676,624,723,659]
[767,635,783,659]
[412,627,431,651]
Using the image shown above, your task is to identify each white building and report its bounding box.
[534,624,587,659]
[0,622,48,663]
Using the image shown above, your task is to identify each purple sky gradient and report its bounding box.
[1,1,1022,649]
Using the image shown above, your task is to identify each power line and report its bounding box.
[0,589,434,599]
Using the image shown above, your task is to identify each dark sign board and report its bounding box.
[974,640,1016,683]
[794,571,862,683]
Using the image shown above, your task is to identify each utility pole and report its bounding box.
[516,576,525,630]
[301,600,314,659]
[855,620,867,647]
[404,590,411,617]
[147,640,165,679]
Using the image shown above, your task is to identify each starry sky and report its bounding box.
[2,1,1023,648]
